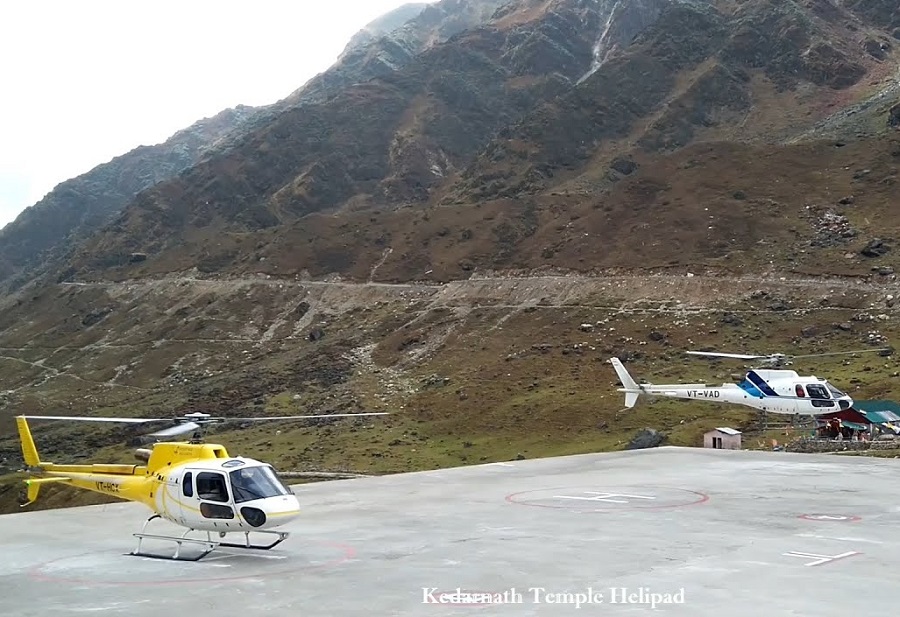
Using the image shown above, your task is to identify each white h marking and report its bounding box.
[552,492,656,504]
[782,551,861,567]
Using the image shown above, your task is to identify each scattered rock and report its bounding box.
[800,326,817,338]
[863,38,889,60]
[768,299,791,311]
[128,252,147,263]
[833,322,853,331]
[579,323,594,332]
[890,103,900,128]
[873,266,895,276]
[648,330,666,342]
[860,238,890,257]
[308,327,325,341]
[294,301,311,317]
[609,158,638,175]
[838,195,854,205]
[81,307,112,327]
[809,209,856,247]
[627,428,667,450]
[721,312,743,326]
[421,374,450,387]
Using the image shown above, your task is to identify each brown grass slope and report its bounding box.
[3,268,900,514]
[66,135,900,283]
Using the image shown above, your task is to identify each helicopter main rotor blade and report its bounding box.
[234,412,390,422]
[790,348,892,359]
[686,351,772,360]
[148,422,203,438]
[19,415,170,423]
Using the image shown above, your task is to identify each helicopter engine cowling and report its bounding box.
[134,448,152,462]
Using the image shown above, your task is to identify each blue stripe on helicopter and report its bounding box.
[738,379,764,397]
[740,370,779,397]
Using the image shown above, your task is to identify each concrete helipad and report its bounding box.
[2,446,898,615]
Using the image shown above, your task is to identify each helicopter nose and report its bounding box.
[240,495,301,528]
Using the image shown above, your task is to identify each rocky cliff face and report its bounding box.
[281,0,509,108]
[339,3,431,58]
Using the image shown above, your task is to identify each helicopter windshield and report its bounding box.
[825,382,846,398]
[229,466,292,503]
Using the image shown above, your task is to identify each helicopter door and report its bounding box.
[186,470,236,525]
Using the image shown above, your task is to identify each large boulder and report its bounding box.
[627,428,668,450]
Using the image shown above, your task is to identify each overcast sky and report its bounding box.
[0,0,433,228]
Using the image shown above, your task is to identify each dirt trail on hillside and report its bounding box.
[62,271,900,314]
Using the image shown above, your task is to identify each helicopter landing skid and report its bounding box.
[129,515,290,561]
[217,529,290,551]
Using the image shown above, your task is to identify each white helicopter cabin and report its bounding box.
[736,368,852,411]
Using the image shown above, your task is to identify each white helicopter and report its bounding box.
[610,348,891,415]
[15,410,387,561]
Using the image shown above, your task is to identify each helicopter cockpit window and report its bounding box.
[795,385,806,397]
[196,472,229,502]
[230,466,292,503]
[825,383,846,398]
[805,384,830,399]
[183,471,193,498]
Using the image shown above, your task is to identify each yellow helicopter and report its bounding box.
[15,410,387,561]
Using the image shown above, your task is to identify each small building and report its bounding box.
[704,427,742,450]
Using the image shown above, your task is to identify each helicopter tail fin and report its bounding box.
[16,416,41,467]
[610,357,642,408]
[16,415,56,508]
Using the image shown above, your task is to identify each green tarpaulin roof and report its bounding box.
[840,421,868,431]
[853,400,900,423]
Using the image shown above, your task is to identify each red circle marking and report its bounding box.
[505,486,709,512]
[27,539,355,586]
[799,514,861,522]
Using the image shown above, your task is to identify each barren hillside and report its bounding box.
[2,267,899,512]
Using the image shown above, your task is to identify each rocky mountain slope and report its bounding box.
[0,0,506,295]
[56,0,900,283]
